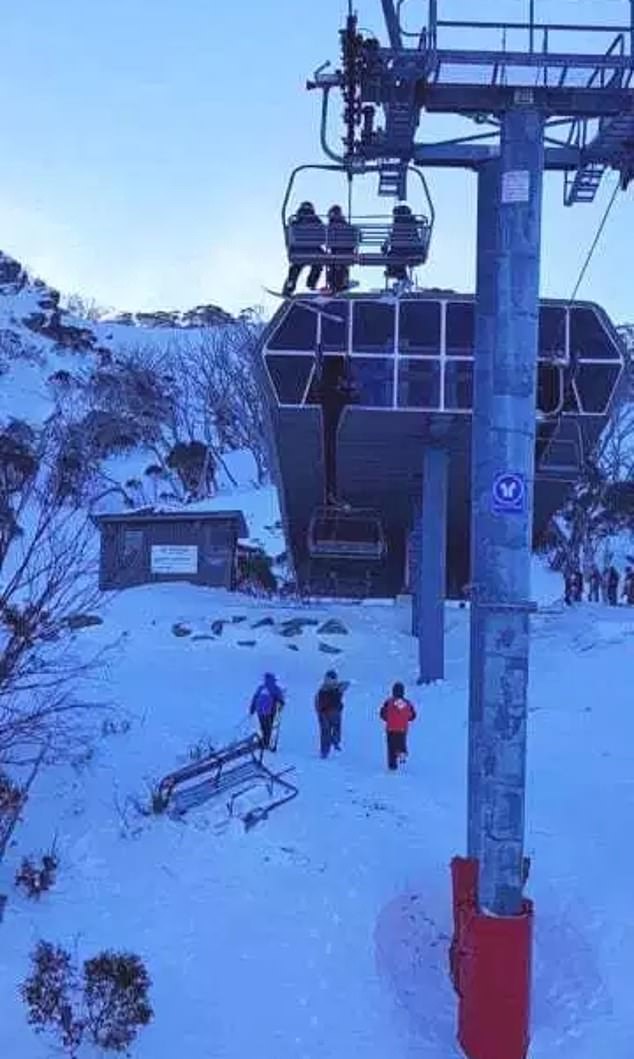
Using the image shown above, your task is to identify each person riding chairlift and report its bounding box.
[325,204,357,293]
[283,201,325,296]
[383,203,424,283]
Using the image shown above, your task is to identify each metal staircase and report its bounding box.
[564,163,607,205]
[565,114,634,204]
[377,99,418,198]
[378,162,406,197]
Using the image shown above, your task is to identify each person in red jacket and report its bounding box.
[379,681,417,771]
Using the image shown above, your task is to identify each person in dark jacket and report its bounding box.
[315,669,347,758]
[379,681,417,771]
[600,565,610,603]
[607,565,620,606]
[325,204,357,293]
[249,672,284,750]
[622,566,634,605]
[587,565,601,602]
[283,201,325,295]
[383,204,424,282]
[571,568,583,603]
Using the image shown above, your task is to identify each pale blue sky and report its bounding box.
[0,0,632,323]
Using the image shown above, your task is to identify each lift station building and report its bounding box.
[254,289,625,598]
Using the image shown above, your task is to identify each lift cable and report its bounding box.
[569,177,621,303]
[537,176,622,470]
[556,177,623,469]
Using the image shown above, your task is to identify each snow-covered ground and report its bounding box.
[1,561,634,1059]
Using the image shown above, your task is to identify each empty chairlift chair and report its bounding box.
[307,506,386,561]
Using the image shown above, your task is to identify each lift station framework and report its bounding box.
[303,4,634,1058]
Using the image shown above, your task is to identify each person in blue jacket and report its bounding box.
[249,672,284,749]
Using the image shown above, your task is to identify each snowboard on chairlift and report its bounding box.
[263,284,358,322]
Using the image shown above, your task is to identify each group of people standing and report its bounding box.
[564,563,634,606]
[249,669,417,772]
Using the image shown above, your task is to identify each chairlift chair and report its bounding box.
[535,419,585,481]
[307,505,386,561]
[282,163,434,271]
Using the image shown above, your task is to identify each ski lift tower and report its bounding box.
[307,3,634,1058]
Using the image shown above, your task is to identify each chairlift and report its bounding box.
[282,163,434,271]
[307,505,386,561]
[535,419,585,481]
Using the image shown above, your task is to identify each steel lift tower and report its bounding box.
[306,3,634,1057]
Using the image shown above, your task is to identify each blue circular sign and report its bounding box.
[492,472,526,513]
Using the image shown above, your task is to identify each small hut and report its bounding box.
[94,508,248,591]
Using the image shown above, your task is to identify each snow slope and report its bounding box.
[1,569,633,1059]
[0,251,280,562]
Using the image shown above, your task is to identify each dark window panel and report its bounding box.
[576,363,621,413]
[444,360,473,410]
[398,300,441,356]
[570,307,619,361]
[321,301,350,352]
[348,357,394,407]
[538,306,566,360]
[537,364,562,415]
[267,304,317,351]
[397,359,441,409]
[446,302,474,356]
[265,354,314,404]
[352,301,395,354]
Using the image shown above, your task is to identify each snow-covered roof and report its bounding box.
[93,507,249,535]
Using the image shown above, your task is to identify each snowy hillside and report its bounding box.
[0,249,275,553]
[1,557,634,1059]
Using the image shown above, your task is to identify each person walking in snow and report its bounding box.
[563,564,582,604]
[587,565,601,602]
[607,565,620,606]
[379,681,417,771]
[315,669,346,758]
[250,672,284,750]
[572,568,583,603]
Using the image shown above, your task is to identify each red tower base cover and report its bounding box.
[449,856,533,1059]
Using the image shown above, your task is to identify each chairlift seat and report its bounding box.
[326,224,359,252]
[288,219,327,252]
[535,438,582,481]
[281,163,435,270]
[154,733,299,824]
[155,734,263,810]
[384,225,428,258]
[286,215,431,268]
[307,506,386,561]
